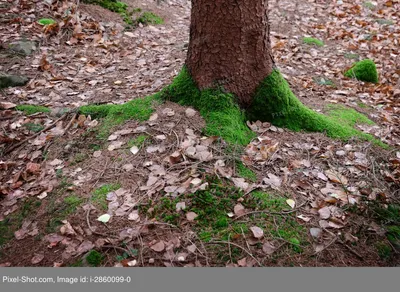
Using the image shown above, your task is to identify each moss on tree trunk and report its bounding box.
[162,67,386,148]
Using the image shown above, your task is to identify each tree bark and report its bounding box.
[186,0,274,107]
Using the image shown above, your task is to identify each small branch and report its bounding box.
[233,200,308,222]
[208,240,262,267]
[4,113,68,155]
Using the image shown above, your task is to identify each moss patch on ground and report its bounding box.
[344,59,379,83]
[303,37,324,47]
[236,162,257,182]
[84,0,132,24]
[127,134,148,149]
[162,67,255,145]
[0,198,41,248]
[247,70,386,147]
[79,93,160,140]
[91,183,121,211]
[46,192,83,233]
[16,105,50,115]
[149,177,306,264]
[326,104,375,127]
[137,12,164,25]
[83,0,163,26]
[86,250,104,267]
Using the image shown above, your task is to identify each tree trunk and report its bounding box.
[186,0,274,107]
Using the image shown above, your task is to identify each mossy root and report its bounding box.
[247,70,385,147]
[164,68,385,148]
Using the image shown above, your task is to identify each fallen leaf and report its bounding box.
[297,215,311,222]
[237,257,247,267]
[234,204,246,216]
[318,207,331,219]
[150,241,165,252]
[325,169,348,185]
[187,244,197,253]
[286,199,296,209]
[130,146,139,155]
[31,253,44,264]
[0,102,16,109]
[232,177,249,191]
[176,202,186,211]
[262,242,276,255]
[185,108,196,117]
[310,228,322,238]
[250,226,264,239]
[186,212,198,221]
[97,214,111,223]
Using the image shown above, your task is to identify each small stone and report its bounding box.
[8,40,37,55]
[0,75,29,89]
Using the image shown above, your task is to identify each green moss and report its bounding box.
[137,12,164,25]
[163,67,255,145]
[303,37,324,47]
[376,242,392,260]
[72,153,88,164]
[23,122,44,133]
[37,18,56,25]
[91,183,121,211]
[0,198,41,247]
[16,105,50,115]
[80,93,160,140]
[86,250,104,267]
[326,104,375,127]
[46,194,83,233]
[63,195,84,207]
[344,59,379,83]
[357,101,369,109]
[127,134,148,148]
[363,1,376,9]
[236,162,257,182]
[69,259,83,267]
[247,70,386,147]
[249,191,287,211]
[83,0,132,24]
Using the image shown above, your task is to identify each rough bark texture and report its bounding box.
[186,0,274,107]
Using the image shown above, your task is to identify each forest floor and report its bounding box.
[0,0,399,267]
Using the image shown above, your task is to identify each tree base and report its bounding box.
[163,68,385,148]
[162,67,255,145]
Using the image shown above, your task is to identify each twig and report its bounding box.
[63,112,78,135]
[86,208,114,238]
[228,234,232,264]
[233,200,308,221]
[102,245,135,257]
[313,236,338,256]
[4,113,68,155]
[139,221,178,228]
[338,240,364,260]
[208,240,262,267]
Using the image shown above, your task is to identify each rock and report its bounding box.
[8,40,37,55]
[394,89,400,98]
[0,74,29,89]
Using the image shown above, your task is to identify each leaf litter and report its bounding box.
[0,0,399,267]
